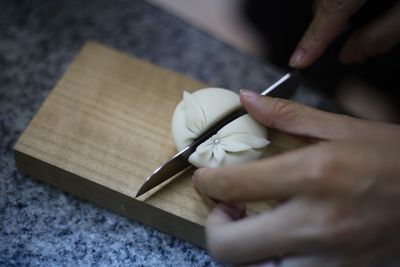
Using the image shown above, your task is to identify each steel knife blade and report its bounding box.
[135,71,301,197]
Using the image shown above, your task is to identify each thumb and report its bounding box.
[239,89,363,140]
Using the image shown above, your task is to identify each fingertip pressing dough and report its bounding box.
[171,88,269,168]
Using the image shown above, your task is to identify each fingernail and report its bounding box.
[289,48,305,67]
[240,89,260,102]
[219,203,246,220]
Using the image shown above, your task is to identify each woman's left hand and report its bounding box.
[193,91,400,266]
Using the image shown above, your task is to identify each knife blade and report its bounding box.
[135,71,301,198]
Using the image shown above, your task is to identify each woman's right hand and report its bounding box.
[289,0,400,68]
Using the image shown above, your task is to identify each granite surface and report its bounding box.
[0,1,328,266]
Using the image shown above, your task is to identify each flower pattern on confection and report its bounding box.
[195,133,269,165]
[182,91,269,167]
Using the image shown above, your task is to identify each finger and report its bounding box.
[340,1,400,64]
[240,90,365,140]
[289,0,366,68]
[206,201,295,263]
[206,198,332,264]
[208,203,400,265]
[193,148,311,202]
[193,140,342,202]
[193,139,383,202]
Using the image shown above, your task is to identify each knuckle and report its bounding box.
[305,148,342,190]
[307,29,321,44]
[271,99,306,127]
[309,148,341,182]
[214,175,238,202]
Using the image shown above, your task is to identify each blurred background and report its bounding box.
[150,0,400,122]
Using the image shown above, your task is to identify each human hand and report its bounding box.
[192,89,400,266]
[289,0,400,68]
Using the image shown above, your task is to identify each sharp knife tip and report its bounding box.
[135,185,147,198]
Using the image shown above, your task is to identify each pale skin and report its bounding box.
[193,91,400,265]
[193,1,400,265]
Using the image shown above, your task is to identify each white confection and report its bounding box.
[171,88,269,168]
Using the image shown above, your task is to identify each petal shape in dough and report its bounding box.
[182,91,206,135]
[171,88,270,168]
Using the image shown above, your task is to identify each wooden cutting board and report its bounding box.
[14,42,307,247]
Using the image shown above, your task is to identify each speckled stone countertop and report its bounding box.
[0,1,328,266]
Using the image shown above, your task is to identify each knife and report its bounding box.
[135,71,301,198]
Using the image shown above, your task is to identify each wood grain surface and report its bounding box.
[14,42,307,247]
